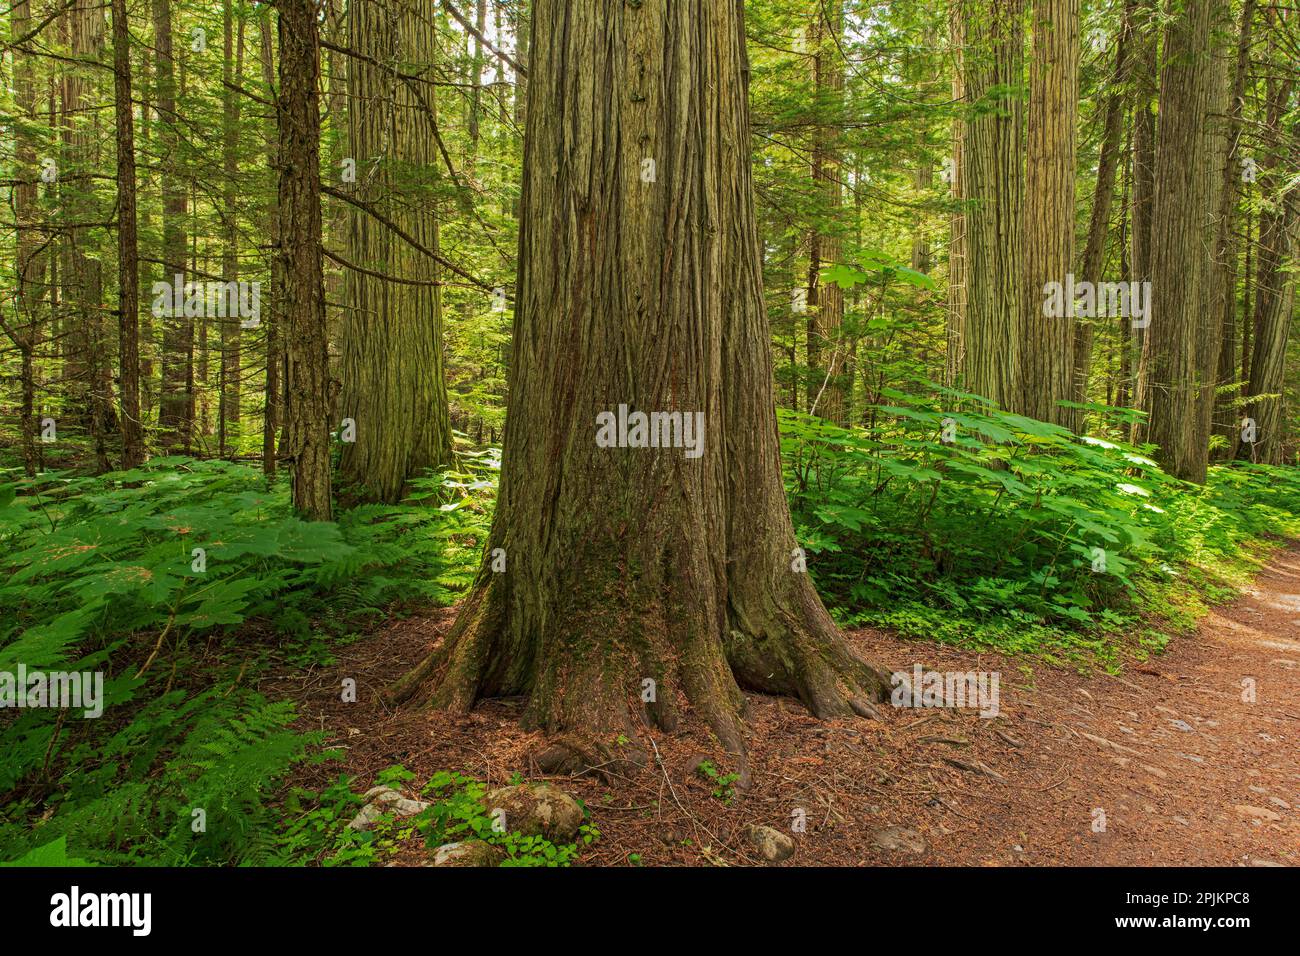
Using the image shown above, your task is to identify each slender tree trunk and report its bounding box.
[1139,0,1230,482]
[260,9,281,479]
[339,0,454,503]
[806,1,846,424]
[154,0,191,453]
[1073,0,1135,420]
[1115,140,1133,411]
[278,0,333,519]
[139,52,155,419]
[219,0,245,457]
[1211,0,1256,455]
[388,0,890,777]
[113,0,144,468]
[1020,0,1078,426]
[1240,55,1298,464]
[11,0,43,477]
[960,0,1025,411]
[1128,0,1158,425]
[946,3,966,388]
[468,0,487,156]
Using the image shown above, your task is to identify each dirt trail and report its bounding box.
[272,545,1300,866]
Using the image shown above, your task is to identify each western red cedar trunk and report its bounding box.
[1127,0,1157,428]
[278,0,333,520]
[388,0,890,774]
[1073,0,1135,420]
[11,0,43,477]
[1138,0,1228,483]
[806,1,846,425]
[946,3,967,388]
[1115,143,1133,411]
[138,51,155,419]
[1020,0,1078,427]
[112,0,144,469]
[468,0,487,156]
[66,1,115,471]
[219,0,245,457]
[1210,0,1256,456]
[154,0,191,453]
[959,0,1025,411]
[259,9,281,479]
[1239,49,1298,465]
[338,0,454,504]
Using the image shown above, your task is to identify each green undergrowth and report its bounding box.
[0,452,495,865]
[781,385,1300,670]
[277,767,598,867]
[3,393,1297,866]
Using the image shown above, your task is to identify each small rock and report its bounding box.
[1268,796,1291,810]
[347,786,430,830]
[872,826,927,855]
[1234,804,1282,822]
[1171,719,1194,732]
[430,841,506,867]
[744,824,795,864]
[482,782,584,841]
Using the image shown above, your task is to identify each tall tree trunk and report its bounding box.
[1020,0,1078,427]
[1139,0,1230,482]
[806,1,846,424]
[1240,52,1298,464]
[219,0,245,457]
[278,0,333,519]
[1128,0,1158,426]
[1211,0,1256,455]
[260,9,281,479]
[339,0,454,503]
[154,0,191,453]
[388,0,890,776]
[113,0,144,468]
[468,0,487,156]
[138,50,155,419]
[946,3,966,388]
[10,0,44,477]
[1073,0,1135,419]
[959,0,1025,411]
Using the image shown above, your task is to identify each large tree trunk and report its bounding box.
[959,0,1025,410]
[338,0,454,503]
[1138,0,1229,483]
[113,0,144,468]
[1020,0,1078,427]
[278,0,333,519]
[388,0,890,775]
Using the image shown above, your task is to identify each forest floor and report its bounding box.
[270,544,1300,867]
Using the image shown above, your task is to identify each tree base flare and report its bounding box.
[385,572,891,783]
